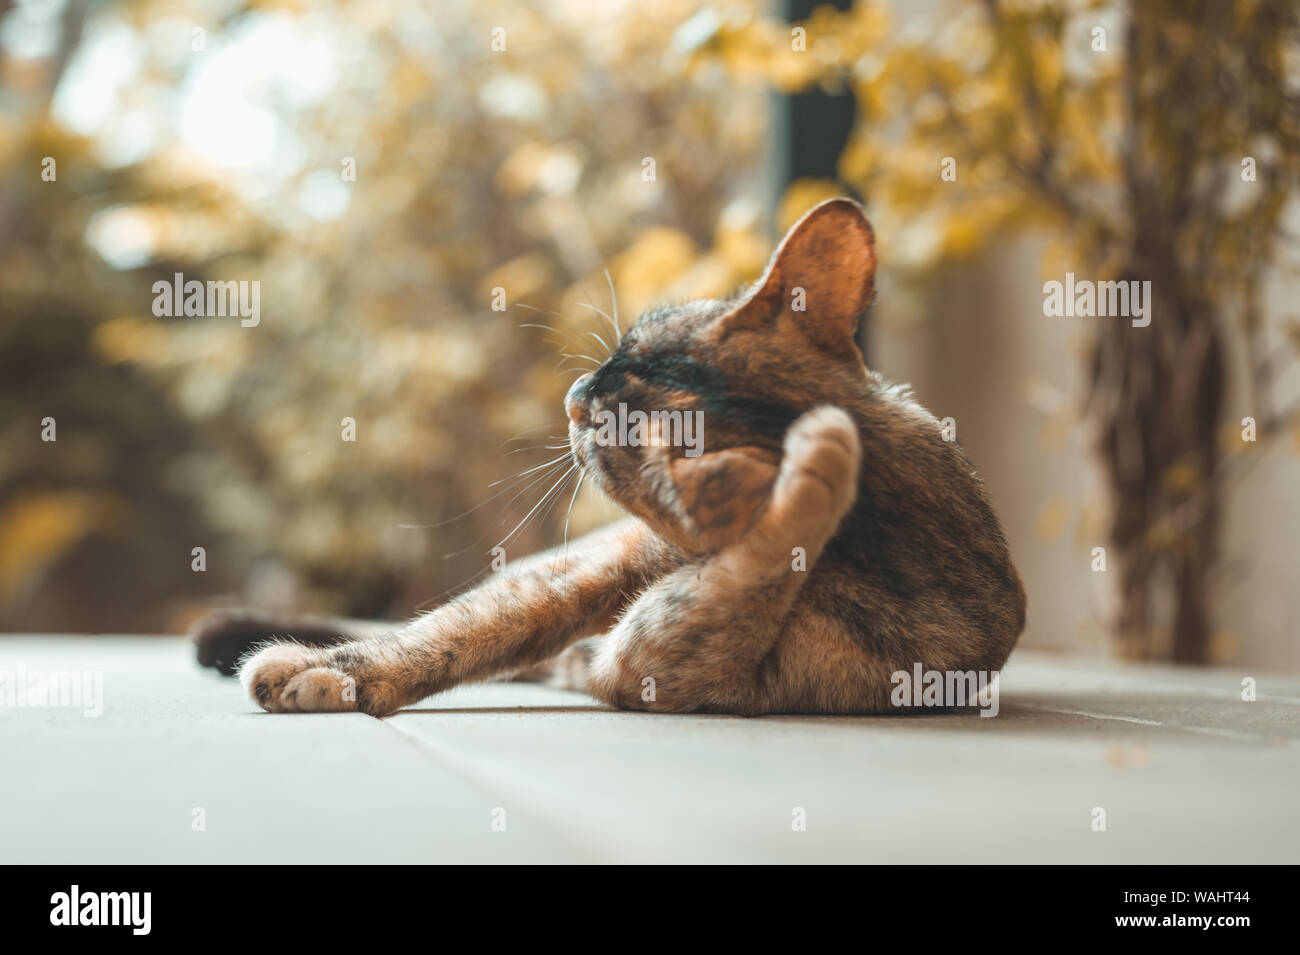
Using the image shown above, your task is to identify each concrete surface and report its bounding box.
[1,636,1296,863]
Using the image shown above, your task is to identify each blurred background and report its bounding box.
[1,0,1297,669]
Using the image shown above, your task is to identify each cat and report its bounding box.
[191,198,1026,717]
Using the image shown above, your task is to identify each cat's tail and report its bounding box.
[189,610,390,676]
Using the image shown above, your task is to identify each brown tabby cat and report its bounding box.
[192,199,1026,717]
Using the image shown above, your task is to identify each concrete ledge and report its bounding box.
[1,637,1296,863]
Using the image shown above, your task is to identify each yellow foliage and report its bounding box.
[940,213,983,258]
[612,227,698,314]
[0,493,123,600]
[482,254,552,303]
[777,179,845,232]
[713,221,769,279]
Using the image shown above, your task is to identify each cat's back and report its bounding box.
[809,371,1026,668]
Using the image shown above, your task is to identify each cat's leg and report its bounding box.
[507,639,597,690]
[193,610,590,685]
[191,611,390,676]
[587,406,862,715]
[239,519,681,715]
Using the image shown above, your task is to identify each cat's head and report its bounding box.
[566,198,876,554]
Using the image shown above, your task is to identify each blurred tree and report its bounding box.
[7,0,1296,664]
[0,0,234,631]
[0,0,776,630]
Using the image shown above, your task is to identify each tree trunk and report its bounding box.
[1089,259,1224,663]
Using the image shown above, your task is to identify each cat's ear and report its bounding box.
[722,198,875,354]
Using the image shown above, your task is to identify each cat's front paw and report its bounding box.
[239,643,356,713]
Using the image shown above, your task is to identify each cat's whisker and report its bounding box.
[495,457,577,517]
[488,452,572,488]
[605,267,622,345]
[525,328,587,362]
[437,461,567,554]
[399,287,603,596]
[503,442,570,456]
[514,303,568,321]
[532,467,577,542]
[555,361,598,378]
[543,468,586,582]
[501,420,568,445]
[515,304,582,332]
[518,300,612,375]
[559,351,602,366]
[559,469,587,570]
[517,307,596,361]
[576,303,618,353]
[583,329,612,357]
[492,472,574,558]
[417,454,570,530]
[517,321,578,347]
[517,305,596,347]
[438,449,573,563]
[493,462,578,553]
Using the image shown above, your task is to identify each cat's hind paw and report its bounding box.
[772,405,861,524]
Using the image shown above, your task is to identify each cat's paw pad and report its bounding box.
[774,406,861,519]
[240,643,345,713]
[281,667,358,712]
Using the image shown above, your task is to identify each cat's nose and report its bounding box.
[565,374,592,424]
